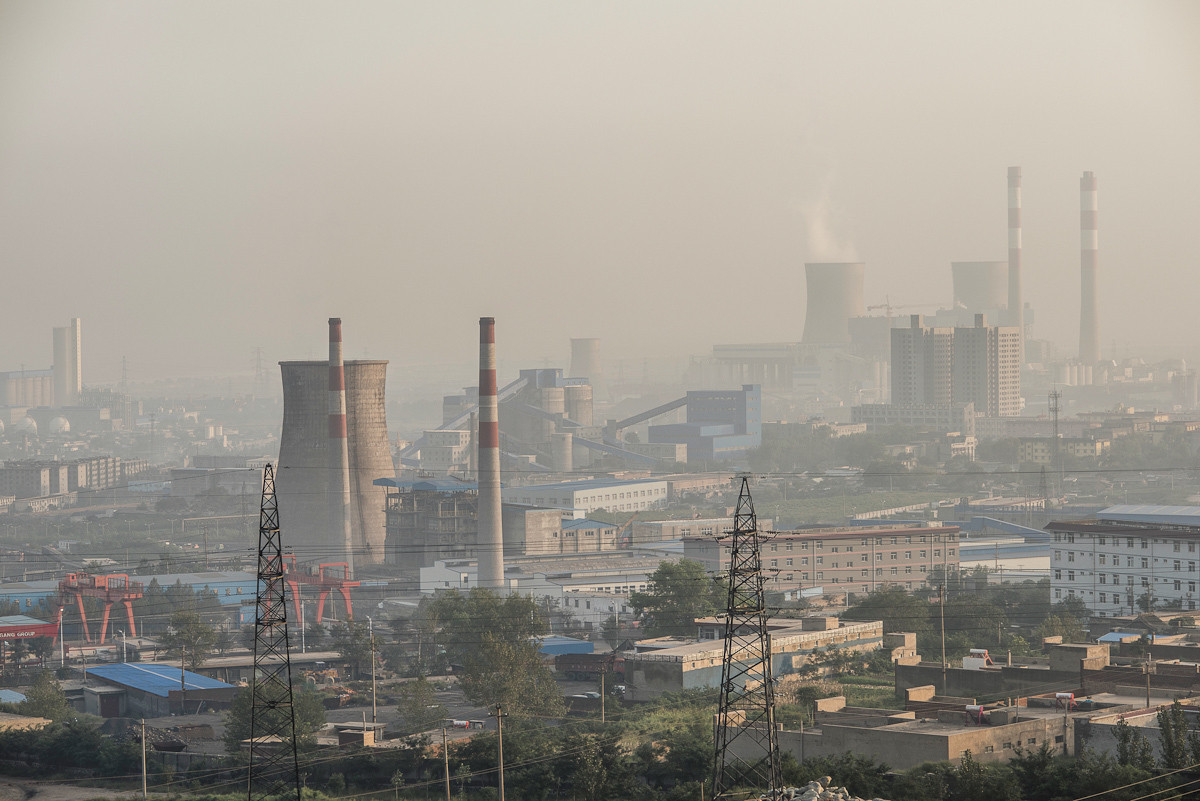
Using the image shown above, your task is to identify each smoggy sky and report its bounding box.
[2,1,1198,384]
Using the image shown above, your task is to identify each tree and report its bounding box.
[843,585,934,639]
[394,677,446,733]
[458,634,564,717]
[222,685,327,752]
[422,589,562,717]
[1157,700,1191,769]
[17,671,71,721]
[158,610,218,669]
[1114,717,1156,772]
[629,559,725,638]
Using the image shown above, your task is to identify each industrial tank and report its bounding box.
[276,360,393,566]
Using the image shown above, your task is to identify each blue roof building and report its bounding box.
[84,662,237,717]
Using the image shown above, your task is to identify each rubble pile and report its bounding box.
[754,776,890,801]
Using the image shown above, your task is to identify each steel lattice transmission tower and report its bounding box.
[247,464,301,801]
[712,476,781,799]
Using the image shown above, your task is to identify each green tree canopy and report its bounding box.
[629,559,726,638]
[158,610,218,669]
[222,686,326,753]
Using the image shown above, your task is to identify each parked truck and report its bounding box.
[554,652,625,682]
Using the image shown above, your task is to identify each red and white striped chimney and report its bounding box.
[1007,166,1024,362]
[1079,172,1100,364]
[476,317,504,590]
[329,318,354,574]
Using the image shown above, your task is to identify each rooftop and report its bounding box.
[1099,505,1200,527]
[506,478,666,493]
[85,663,235,697]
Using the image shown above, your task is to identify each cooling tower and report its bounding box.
[477,317,505,590]
[277,358,392,567]
[951,261,1008,313]
[1079,171,1100,364]
[801,262,866,344]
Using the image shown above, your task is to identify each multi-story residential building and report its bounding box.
[684,522,960,598]
[891,317,954,406]
[1047,505,1200,617]
[851,402,976,437]
[886,313,1020,419]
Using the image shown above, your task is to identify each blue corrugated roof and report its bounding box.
[373,477,479,492]
[1099,505,1200,526]
[0,689,26,704]
[85,663,234,697]
[510,477,664,493]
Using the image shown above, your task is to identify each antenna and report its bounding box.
[712,476,781,799]
[247,464,301,801]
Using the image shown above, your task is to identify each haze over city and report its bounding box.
[2,2,1198,382]
[5,5,1200,801]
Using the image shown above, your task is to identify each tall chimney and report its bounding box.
[1079,171,1100,364]
[1007,167,1024,362]
[328,318,354,573]
[477,317,504,590]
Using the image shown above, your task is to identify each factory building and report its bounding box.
[377,477,572,586]
[623,618,884,701]
[647,384,762,460]
[501,477,669,515]
[276,345,393,567]
[684,522,961,597]
[1047,505,1200,617]
[851,402,975,438]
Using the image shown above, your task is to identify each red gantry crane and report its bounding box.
[56,572,144,644]
[282,557,360,624]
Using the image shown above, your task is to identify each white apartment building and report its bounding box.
[1047,505,1200,617]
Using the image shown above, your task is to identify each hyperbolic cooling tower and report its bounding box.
[952,261,1008,313]
[276,356,392,568]
[801,262,866,344]
[569,337,605,399]
[1079,171,1100,364]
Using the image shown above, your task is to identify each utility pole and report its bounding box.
[600,669,605,724]
[442,728,452,801]
[368,616,377,724]
[141,718,148,800]
[300,600,306,654]
[490,705,508,801]
[939,583,948,687]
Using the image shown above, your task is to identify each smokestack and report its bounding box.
[477,317,504,590]
[1079,171,1100,364]
[329,318,354,573]
[1007,167,1023,362]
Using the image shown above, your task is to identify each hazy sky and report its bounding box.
[2,1,1198,384]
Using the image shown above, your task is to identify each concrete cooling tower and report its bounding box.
[801,262,866,344]
[951,261,1008,313]
[276,359,392,567]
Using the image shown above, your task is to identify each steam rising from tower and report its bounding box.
[1079,171,1100,364]
[476,317,504,590]
[328,318,354,572]
[801,262,866,344]
[1007,167,1024,362]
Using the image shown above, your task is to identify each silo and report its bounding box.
[277,359,392,566]
[951,261,1008,313]
[564,384,593,426]
[801,262,866,344]
[552,432,574,473]
[537,386,565,442]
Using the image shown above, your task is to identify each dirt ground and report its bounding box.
[0,780,153,801]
